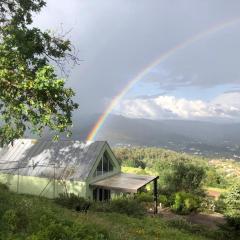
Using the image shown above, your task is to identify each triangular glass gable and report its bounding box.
[94,151,114,177]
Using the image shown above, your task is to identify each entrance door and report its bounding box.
[93,188,111,201]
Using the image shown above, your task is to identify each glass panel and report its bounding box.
[96,157,103,176]
[109,158,113,171]
[94,152,115,177]
[104,189,111,201]
[93,188,98,201]
[103,153,108,173]
[99,188,103,201]
[104,151,114,173]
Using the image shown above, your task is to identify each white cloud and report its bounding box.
[114,92,240,122]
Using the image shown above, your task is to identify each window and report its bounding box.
[94,151,114,177]
[93,188,111,201]
[96,157,103,176]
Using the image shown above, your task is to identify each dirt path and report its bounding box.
[158,208,226,229]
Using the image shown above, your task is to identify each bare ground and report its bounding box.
[158,208,226,229]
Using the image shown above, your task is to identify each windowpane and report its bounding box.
[99,188,103,201]
[96,157,103,176]
[109,159,113,171]
[94,152,114,177]
[93,188,98,201]
[103,153,108,173]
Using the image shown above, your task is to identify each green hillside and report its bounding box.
[0,183,216,240]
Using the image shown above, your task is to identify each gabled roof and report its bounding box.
[0,139,106,181]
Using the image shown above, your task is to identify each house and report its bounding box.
[0,139,158,211]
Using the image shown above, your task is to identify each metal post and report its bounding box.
[153,178,158,214]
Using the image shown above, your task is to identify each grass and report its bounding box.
[121,166,156,175]
[205,187,227,193]
[0,184,217,240]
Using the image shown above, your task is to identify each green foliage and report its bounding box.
[0,182,9,190]
[223,183,240,230]
[204,168,228,188]
[0,185,108,240]
[135,192,153,203]
[0,0,78,146]
[27,222,108,240]
[199,196,215,213]
[91,197,146,217]
[171,191,200,215]
[55,193,90,211]
[158,194,168,206]
[3,208,29,233]
[0,184,226,240]
[165,162,206,194]
[115,146,240,194]
[215,194,227,213]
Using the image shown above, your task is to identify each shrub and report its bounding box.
[55,193,90,211]
[171,191,200,215]
[215,194,226,213]
[27,222,108,240]
[70,223,108,240]
[2,208,29,233]
[33,223,69,240]
[199,196,215,213]
[223,183,240,231]
[135,192,153,203]
[159,194,168,206]
[205,168,228,188]
[0,183,9,191]
[91,197,146,217]
[165,162,205,194]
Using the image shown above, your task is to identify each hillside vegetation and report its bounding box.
[114,146,240,189]
[114,147,240,237]
[0,183,214,240]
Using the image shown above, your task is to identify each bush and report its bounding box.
[215,194,226,213]
[223,183,240,231]
[135,192,153,203]
[165,162,205,194]
[55,193,90,211]
[0,183,9,191]
[199,196,215,213]
[171,191,200,215]
[2,207,29,233]
[91,197,146,217]
[159,194,168,206]
[27,222,108,240]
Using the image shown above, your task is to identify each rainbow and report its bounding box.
[87,17,240,141]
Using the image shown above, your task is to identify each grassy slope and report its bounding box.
[0,185,211,240]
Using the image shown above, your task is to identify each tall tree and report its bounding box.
[165,162,205,194]
[0,0,79,146]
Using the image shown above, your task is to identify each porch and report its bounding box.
[90,173,159,213]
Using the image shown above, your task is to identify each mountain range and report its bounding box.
[68,114,240,159]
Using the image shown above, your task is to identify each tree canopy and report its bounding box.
[0,0,78,146]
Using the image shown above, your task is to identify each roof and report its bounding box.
[0,139,106,181]
[90,173,158,193]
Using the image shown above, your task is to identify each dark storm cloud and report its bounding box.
[34,0,240,115]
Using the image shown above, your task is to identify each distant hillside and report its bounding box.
[35,113,240,159]
[71,114,240,159]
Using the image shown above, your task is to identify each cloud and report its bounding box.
[33,0,240,115]
[114,92,240,122]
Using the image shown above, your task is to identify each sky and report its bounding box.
[34,0,240,123]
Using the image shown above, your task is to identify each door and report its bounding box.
[93,188,111,201]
